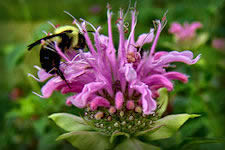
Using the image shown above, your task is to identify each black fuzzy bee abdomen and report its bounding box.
[40,47,61,74]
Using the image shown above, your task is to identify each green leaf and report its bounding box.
[181,138,225,150]
[194,32,209,48]
[57,131,110,150]
[49,113,92,132]
[143,114,200,141]
[114,138,160,150]
[135,125,163,136]
[5,44,26,70]
[156,88,168,117]
[110,131,130,143]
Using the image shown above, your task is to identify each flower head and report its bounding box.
[212,38,225,51]
[29,6,200,135]
[169,21,202,41]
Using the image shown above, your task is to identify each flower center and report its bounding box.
[84,107,159,136]
[126,51,141,64]
[84,80,159,136]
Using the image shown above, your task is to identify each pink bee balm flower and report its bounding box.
[212,38,225,51]
[169,22,202,41]
[29,7,200,118]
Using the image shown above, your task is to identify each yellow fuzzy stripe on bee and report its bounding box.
[54,25,80,48]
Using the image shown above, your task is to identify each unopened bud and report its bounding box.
[114,122,119,127]
[137,120,141,125]
[135,106,142,113]
[107,116,112,121]
[149,120,153,125]
[121,121,126,126]
[129,115,134,121]
[109,106,116,114]
[95,112,104,120]
[126,100,135,110]
[120,111,124,117]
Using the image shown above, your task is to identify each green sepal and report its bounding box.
[142,114,200,141]
[49,113,92,132]
[56,131,110,150]
[156,88,168,117]
[114,138,161,150]
[110,131,130,144]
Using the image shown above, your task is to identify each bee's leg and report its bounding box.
[55,68,71,89]
[47,67,57,74]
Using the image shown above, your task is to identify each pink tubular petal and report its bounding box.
[55,44,70,62]
[143,74,173,91]
[60,83,84,94]
[90,96,110,110]
[117,9,126,64]
[94,30,113,87]
[212,38,225,50]
[107,8,115,50]
[81,22,97,56]
[151,89,160,98]
[98,34,109,50]
[38,69,52,81]
[71,82,105,108]
[126,10,137,53]
[66,99,72,106]
[164,72,188,83]
[28,66,52,82]
[117,10,130,92]
[41,77,65,98]
[153,51,169,60]
[150,20,162,56]
[115,91,124,110]
[136,31,154,47]
[190,22,202,31]
[154,51,201,67]
[124,63,137,82]
[65,50,77,61]
[169,22,183,33]
[106,8,117,79]
[131,81,157,114]
[130,10,136,44]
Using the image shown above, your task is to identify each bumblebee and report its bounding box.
[28,25,86,88]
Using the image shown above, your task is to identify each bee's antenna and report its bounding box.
[48,21,56,29]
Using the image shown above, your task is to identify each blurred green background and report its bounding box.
[0,0,225,150]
